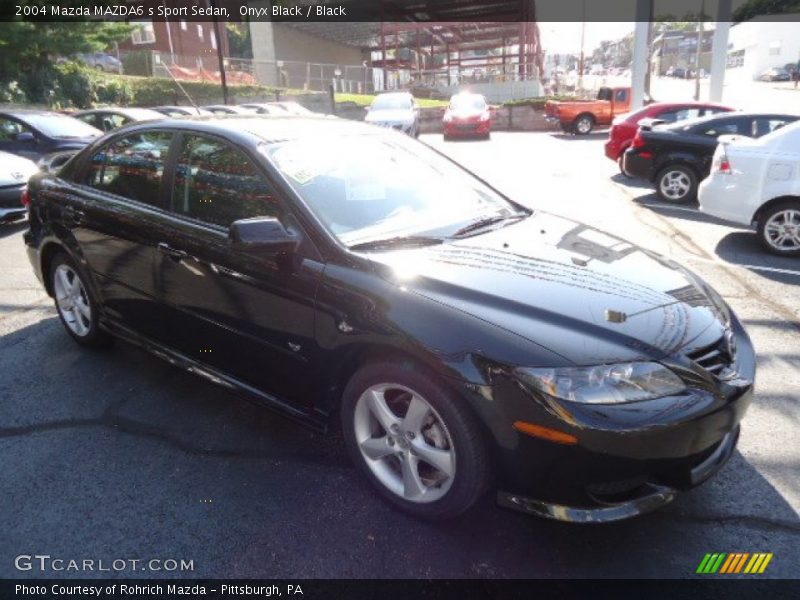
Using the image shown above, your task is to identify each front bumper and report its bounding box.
[498,428,738,523]
[443,120,491,136]
[622,149,655,180]
[465,316,755,522]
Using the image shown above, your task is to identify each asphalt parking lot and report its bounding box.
[1,131,798,579]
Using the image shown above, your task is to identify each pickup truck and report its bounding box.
[545,86,632,135]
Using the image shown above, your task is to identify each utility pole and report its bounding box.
[210,0,228,104]
[578,0,586,92]
[694,0,706,101]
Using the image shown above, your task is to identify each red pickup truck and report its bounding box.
[545,87,632,135]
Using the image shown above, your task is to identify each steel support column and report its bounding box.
[631,0,652,110]
[709,0,732,102]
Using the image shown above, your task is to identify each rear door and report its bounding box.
[153,132,323,407]
[69,129,177,340]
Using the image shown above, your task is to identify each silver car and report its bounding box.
[364,92,420,137]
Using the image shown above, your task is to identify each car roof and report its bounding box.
[76,107,163,118]
[664,111,800,130]
[0,110,66,118]
[118,115,378,145]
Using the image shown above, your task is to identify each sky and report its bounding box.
[538,22,635,56]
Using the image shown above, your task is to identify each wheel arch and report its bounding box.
[751,195,800,226]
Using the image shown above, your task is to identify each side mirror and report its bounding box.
[229,217,298,254]
[38,150,77,174]
[16,132,35,143]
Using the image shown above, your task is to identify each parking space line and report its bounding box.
[682,254,800,278]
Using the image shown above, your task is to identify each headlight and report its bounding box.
[515,362,686,404]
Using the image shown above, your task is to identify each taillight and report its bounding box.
[632,130,646,148]
[20,188,30,207]
[718,149,732,174]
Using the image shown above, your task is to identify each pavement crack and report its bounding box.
[662,511,800,534]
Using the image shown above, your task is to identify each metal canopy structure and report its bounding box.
[284,1,542,87]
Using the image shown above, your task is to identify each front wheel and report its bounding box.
[341,361,490,520]
[757,201,800,256]
[50,253,111,347]
[656,164,697,203]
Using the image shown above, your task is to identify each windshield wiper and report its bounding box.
[452,212,528,237]
[349,235,445,252]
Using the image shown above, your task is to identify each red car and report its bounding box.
[443,93,492,139]
[605,102,733,174]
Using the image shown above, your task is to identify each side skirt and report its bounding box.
[100,318,328,433]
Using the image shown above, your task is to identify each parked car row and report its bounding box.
[607,101,800,255]
[365,91,495,141]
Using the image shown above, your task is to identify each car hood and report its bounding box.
[0,152,38,186]
[367,212,728,365]
[366,109,414,123]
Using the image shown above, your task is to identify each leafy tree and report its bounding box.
[733,0,800,22]
[226,22,253,59]
[0,19,131,103]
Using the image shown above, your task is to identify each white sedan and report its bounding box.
[0,151,38,223]
[699,120,800,255]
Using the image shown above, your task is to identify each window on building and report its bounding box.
[769,41,782,56]
[131,20,156,45]
[211,30,217,50]
[180,20,187,31]
[197,24,204,40]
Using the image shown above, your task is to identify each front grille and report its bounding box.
[686,335,733,376]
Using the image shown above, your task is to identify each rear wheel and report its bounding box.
[573,114,594,135]
[656,164,697,203]
[341,361,490,520]
[757,201,800,256]
[50,253,111,347]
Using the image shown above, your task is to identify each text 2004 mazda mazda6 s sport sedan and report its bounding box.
[23,116,755,522]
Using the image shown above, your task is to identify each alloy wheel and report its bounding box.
[659,170,691,201]
[575,117,593,134]
[53,264,92,337]
[764,209,800,252]
[353,383,456,503]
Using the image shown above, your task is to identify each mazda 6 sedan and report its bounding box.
[23,116,755,522]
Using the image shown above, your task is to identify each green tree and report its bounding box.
[226,22,253,59]
[0,19,131,103]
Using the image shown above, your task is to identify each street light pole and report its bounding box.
[210,0,229,104]
[578,0,586,92]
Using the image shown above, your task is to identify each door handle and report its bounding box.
[157,242,188,261]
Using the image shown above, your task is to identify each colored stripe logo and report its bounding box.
[697,553,773,574]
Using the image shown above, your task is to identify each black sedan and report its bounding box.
[623,112,798,202]
[0,110,101,162]
[23,116,755,522]
[758,67,791,82]
[73,107,165,132]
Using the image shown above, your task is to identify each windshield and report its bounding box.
[450,95,486,111]
[371,95,413,111]
[266,133,520,247]
[22,114,101,138]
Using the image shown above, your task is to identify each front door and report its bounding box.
[154,132,322,408]
[68,129,176,341]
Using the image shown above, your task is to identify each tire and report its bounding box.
[341,360,490,520]
[618,155,633,178]
[573,114,594,135]
[656,164,697,203]
[49,252,112,348]
[757,200,800,256]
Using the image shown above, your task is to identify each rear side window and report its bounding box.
[172,134,280,228]
[85,131,173,207]
[614,89,628,103]
[694,119,742,137]
[752,118,790,137]
[658,107,703,123]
